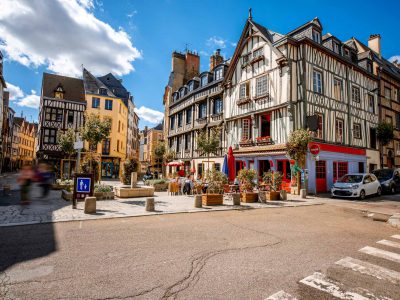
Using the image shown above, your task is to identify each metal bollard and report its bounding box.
[146,197,155,212]
[194,195,202,208]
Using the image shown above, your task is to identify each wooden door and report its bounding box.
[316,160,327,193]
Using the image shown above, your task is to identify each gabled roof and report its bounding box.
[42,73,85,102]
[287,17,323,36]
[13,117,24,126]
[82,68,116,98]
[153,122,163,131]
[98,73,131,105]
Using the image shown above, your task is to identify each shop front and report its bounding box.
[307,143,367,194]
[101,157,121,179]
[193,157,224,179]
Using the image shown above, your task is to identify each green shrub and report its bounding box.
[95,184,113,193]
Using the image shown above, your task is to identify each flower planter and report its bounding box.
[152,183,168,192]
[241,192,258,203]
[52,184,68,190]
[268,191,280,201]
[202,194,223,206]
[94,191,115,200]
[61,189,73,201]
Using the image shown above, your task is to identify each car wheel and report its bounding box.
[376,187,382,197]
[391,185,396,194]
[359,190,366,200]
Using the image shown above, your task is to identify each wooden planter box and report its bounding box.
[152,183,168,192]
[202,194,223,206]
[268,191,280,201]
[61,190,73,201]
[241,192,258,203]
[94,191,115,200]
[52,184,68,190]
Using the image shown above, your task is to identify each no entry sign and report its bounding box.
[309,144,320,156]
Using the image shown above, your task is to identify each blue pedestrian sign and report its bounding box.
[77,177,91,193]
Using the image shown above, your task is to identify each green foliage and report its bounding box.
[57,128,76,157]
[81,156,100,182]
[94,184,113,193]
[153,142,166,159]
[376,122,395,146]
[197,127,221,157]
[205,168,228,194]
[238,169,257,192]
[286,129,312,165]
[80,113,111,150]
[121,159,138,184]
[147,179,168,185]
[164,148,176,162]
[263,171,283,191]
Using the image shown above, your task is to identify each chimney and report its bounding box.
[209,49,224,71]
[368,34,381,57]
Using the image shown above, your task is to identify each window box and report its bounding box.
[239,139,254,147]
[251,54,264,64]
[254,93,270,101]
[256,136,272,145]
[236,97,251,106]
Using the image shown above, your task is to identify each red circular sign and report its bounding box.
[309,144,320,156]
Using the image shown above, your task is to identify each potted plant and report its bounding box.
[94,183,114,200]
[238,169,258,203]
[120,159,138,185]
[60,179,74,201]
[265,172,283,201]
[148,179,169,191]
[202,169,227,205]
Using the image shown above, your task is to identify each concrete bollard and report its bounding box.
[146,197,155,212]
[84,197,97,214]
[300,189,307,199]
[280,190,287,201]
[232,193,241,205]
[194,195,202,208]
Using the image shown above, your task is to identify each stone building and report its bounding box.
[0,51,6,173]
[139,124,164,175]
[13,117,37,168]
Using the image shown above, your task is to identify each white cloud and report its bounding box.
[127,10,137,18]
[17,90,40,109]
[207,36,226,49]
[5,82,24,100]
[134,106,163,124]
[389,56,400,64]
[230,42,237,47]
[0,0,141,77]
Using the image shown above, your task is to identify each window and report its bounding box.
[344,48,350,57]
[333,42,340,54]
[67,111,74,124]
[170,116,175,130]
[102,139,110,155]
[214,67,223,81]
[358,162,364,173]
[176,136,180,152]
[313,70,323,94]
[333,162,348,182]
[239,82,250,99]
[368,95,375,113]
[312,30,321,43]
[185,133,191,150]
[44,129,57,144]
[199,103,207,119]
[367,62,373,73]
[45,107,63,122]
[215,163,221,172]
[105,99,113,110]
[117,140,119,152]
[201,75,208,87]
[242,118,251,140]
[213,99,223,115]
[396,113,400,130]
[384,87,392,99]
[335,118,344,143]
[197,163,203,176]
[255,75,268,97]
[316,114,323,139]
[188,81,194,92]
[179,88,186,98]
[242,53,250,65]
[333,78,342,100]
[352,86,361,103]
[260,114,271,137]
[370,127,377,148]
[92,97,100,108]
[118,120,121,132]
[353,123,362,139]
[173,93,178,102]
[99,88,107,95]
[186,108,192,124]
[253,48,263,59]
[178,112,183,127]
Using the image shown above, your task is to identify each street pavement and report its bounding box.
[1,205,399,300]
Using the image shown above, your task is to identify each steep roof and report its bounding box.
[287,17,323,36]
[82,68,116,98]
[13,117,24,126]
[42,73,85,102]
[97,73,131,105]
[153,122,163,131]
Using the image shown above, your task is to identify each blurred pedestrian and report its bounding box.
[17,165,34,204]
[38,163,52,197]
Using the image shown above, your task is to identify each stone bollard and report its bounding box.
[194,195,202,208]
[300,189,307,199]
[146,197,155,212]
[280,190,287,201]
[84,197,97,214]
[232,193,241,205]
[131,172,138,188]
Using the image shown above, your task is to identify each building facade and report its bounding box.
[167,50,228,178]
[2,104,14,172]
[0,51,6,173]
[223,15,379,193]
[13,117,37,168]
[138,124,164,175]
[127,99,140,161]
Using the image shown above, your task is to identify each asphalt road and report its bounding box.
[1,204,399,300]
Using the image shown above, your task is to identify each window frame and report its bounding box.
[353,123,362,139]
[92,97,100,108]
[352,86,361,103]
[313,69,323,94]
[335,118,344,143]
[312,29,321,43]
[239,81,250,99]
[242,118,251,140]
[213,98,223,115]
[333,78,342,101]
[255,75,268,97]
[105,99,113,110]
[214,67,223,81]
[198,102,207,119]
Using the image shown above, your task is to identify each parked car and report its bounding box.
[331,173,381,200]
[372,168,400,194]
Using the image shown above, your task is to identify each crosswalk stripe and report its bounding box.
[391,235,400,240]
[359,246,400,263]
[299,272,372,300]
[265,290,297,300]
[335,257,400,285]
[377,239,400,249]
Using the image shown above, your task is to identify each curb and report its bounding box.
[388,213,400,229]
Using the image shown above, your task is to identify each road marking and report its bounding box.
[335,257,400,285]
[359,246,400,263]
[391,235,400,240]
[299,272,372,300]
[377,239,400,249]
[79,221,82,229]
[265,290,297,300]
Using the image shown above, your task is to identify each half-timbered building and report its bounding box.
[223,13,379,193]
[167,50,228,177]
[37,73,86,175]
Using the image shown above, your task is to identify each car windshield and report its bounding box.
[337,175,363,183]
[372,169,393,180]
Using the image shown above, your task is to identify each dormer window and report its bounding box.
[333,42,340,54]
[172,92,179,102]
[54,85,64,99]
[99,88,107,95]
[344,48,350,58]
[188,81,194,92]
[179,87,186,98]
[201,75,208,87]
[367,62,373,73]
[214,67,223,81]
[312,30,321,43]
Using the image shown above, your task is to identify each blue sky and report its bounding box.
[1,0,399,128]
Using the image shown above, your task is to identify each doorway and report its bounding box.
[102,162,114,178]
[316,160,327,193]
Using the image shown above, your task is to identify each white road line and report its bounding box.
[391,235,400,240]
[335,257,400,285]
[359,246,400,263]
[377,239,400,249]
[299,272,373,300]
[265,290,297,300]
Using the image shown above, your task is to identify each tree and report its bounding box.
[197,127,221,172]
[57,128,76,179]
[153,141,166,176]
[80,113,111,174]
[376,122,395,167]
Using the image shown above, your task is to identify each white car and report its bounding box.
[331,173,381,200]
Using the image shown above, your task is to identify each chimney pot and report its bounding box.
[368,34,381,57]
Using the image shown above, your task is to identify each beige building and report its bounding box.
[13,117,37,168]
[139,124,164,175]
